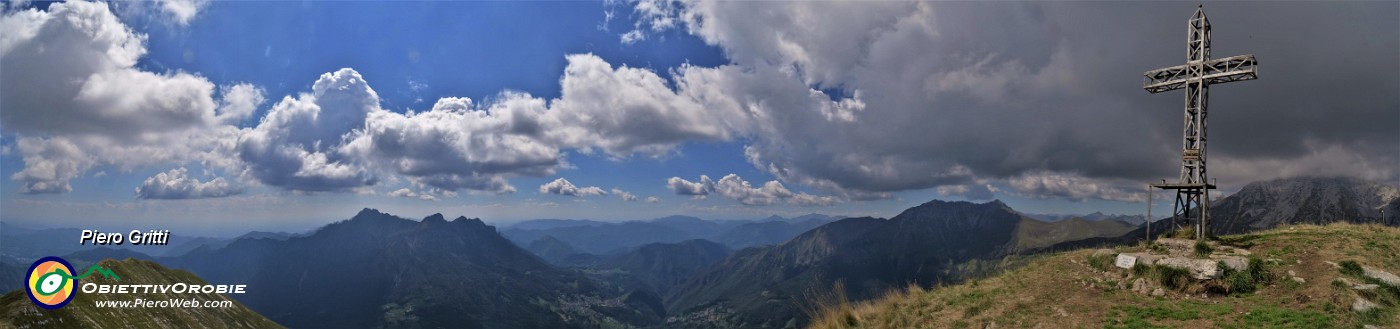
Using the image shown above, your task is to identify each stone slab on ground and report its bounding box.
[1156,257,1224,280]
[1116,252,1164,268]
[1115,254,1138,269]
[1353,297,1379,313]
[1211,255,1248,272]
[1362,266,1400,286]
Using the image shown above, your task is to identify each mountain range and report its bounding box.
[661,176,1400,327]
[0,176,1394,328]
[0,225,298,261]
[663,200,1138,327]
[580,239,733,297]
[1209,176,1399,234]
[163,210,662,328]
[1022,211,1147,224]
[502,214,838,256]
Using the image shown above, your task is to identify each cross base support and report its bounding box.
[1152,182,1214,241]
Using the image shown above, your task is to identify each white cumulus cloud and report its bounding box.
[135,167,241,200]
[387,188,417,198]
[1,1,235,194]
[216,83,266,125]
[158,0,207,26]
[667,174,838,206]
[342,95,560,193]
[539,178,606,197]
[611,188,640,201]
[666,175,712,196]
[236,68,379,192]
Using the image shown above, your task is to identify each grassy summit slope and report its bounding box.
[0,258,282,329]
[810,223,1400,329]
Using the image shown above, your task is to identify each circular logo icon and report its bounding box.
[26,257,76,310]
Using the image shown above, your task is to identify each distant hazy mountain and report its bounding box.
[1024,211,1147,224]
[0,258,282,329]
[1034,177,1400,253]
[0,225,300,259]
[503,214,838,254]
[0,259,24,294]
[1210,177,1399,234]
[665,200,1132,328]
[712,216,839,249]
[526,235,579,260]
[0,227,96,259]
[0,222,34,236]
[503,220,696,254]
[168,209,660,328]
[652,215,735,238]
[522,236,732,300]
[508,218,609,231]
[589,239,731,296]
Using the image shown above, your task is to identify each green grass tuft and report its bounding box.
[1194,241,1214,257]
[1131,263,1150,277]
[1221,257,1271,296]
[1152,265,1192,290]
[1338,260,1364,277]
[1173,227,1196,240]
[1088,254,1115,272]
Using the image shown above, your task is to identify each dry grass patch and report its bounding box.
[808,223,1400,329]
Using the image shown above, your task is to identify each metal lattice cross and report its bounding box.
[1144,6,1258,240]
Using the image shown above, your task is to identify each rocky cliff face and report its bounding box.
[1211,177,1399,234]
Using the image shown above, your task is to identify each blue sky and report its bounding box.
[1,1,1395,236]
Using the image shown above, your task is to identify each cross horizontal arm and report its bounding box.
[1142,54,1257,93]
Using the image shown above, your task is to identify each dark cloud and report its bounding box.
[5,1,1392,205]
[630,1,1398,200]
[413,173,516,194]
